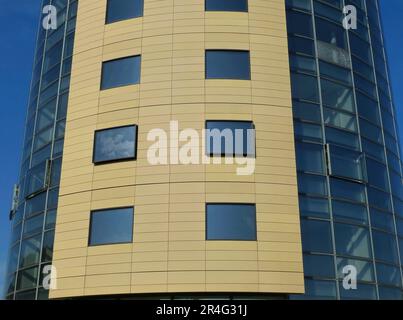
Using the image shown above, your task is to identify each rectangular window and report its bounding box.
[334,223,372,259]
[327,144,366,182]
[295,142,325,174]
[101,56,141,90]
[301,219,333,253]
[25,161,51,198]
[93,125,137,164]
[106,0,144,24]
[17,267,39,291]
[206,204,256,240]
[19,235,42,268]
[206,50,251,80]
[89,207,134,246]
[205,0,248,12]
[205,121,255,157]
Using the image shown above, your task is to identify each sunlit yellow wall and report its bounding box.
[50,0,304,298]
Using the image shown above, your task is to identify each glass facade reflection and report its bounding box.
[5,0,77,300]
[287,0,403,299]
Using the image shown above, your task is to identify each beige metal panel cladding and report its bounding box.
[50,0,304,298]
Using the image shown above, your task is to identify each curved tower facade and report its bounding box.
[4,0,403,300]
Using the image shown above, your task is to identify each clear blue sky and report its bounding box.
[0,0,402,298]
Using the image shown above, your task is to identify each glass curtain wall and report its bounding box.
[5,0,77,300]
[286,0,403,299]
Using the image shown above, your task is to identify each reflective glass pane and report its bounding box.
[299,196,330,218]
[328,145,365,181]
[89,207,134,246]
[339,282,376,300]
[325,127,359,150]
[299,279,337,300]
[336,257,374,282]
[290,54,316,74]
[19,235,42,268]
[292,101,321,122]
[7,244,19,275]
[15,289,37,300]
[23,214,44,238]
[298,173,328,196]
[376,263,401,287]
[42,230,55,262]
[378,287,403,300]
[291,73,319,102]
[94,126,137,164]
[372,230,399,264]
[296,142,324,174]
[17,267,39,291]
[106,0,144,24]
[45,210,57,230]
[206,51,251,80]
[205,0,248,12]
[323,108,357,132]
[206,204,257,240]
[334,223,372,259]
[366,158,390,191]
[332,200,367,224]
[368,187,392,211]
[286,11,313,37]
[206,121,255,157]
[330,178,365,203]
[371,209,394,233]
[25,162,49,197]
[316,18,347,48]
[321,79,354,112]
[295,121,323,142]
[301,219,333,253]
[101,56,141,90]
[25,192,47,218]
[303,254,334,278]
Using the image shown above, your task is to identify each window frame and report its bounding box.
[100,55,141,90]
[205,49,251,80]
[92,124,138,165]
[88,206,134,247]
[205,203,257,241]
[205,120,256,157]
[105,0,144,24]
[205,0,249,12]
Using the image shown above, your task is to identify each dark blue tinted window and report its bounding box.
[330,178,365,203]
[334,223,372,259]
[206,204,256,240]
[89,207,134,246]
[339,283,377,300]
[101,56,141,90]
[303,254,335,278]
[206,121,255,156]
[372,230,399,264]
[94,125,137,164]
[206,50,251,80]
[106,0,144,24]
[205,0,248,12]
[286,11,313,37]
[301,219,333,253]
[298,279,337,300]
